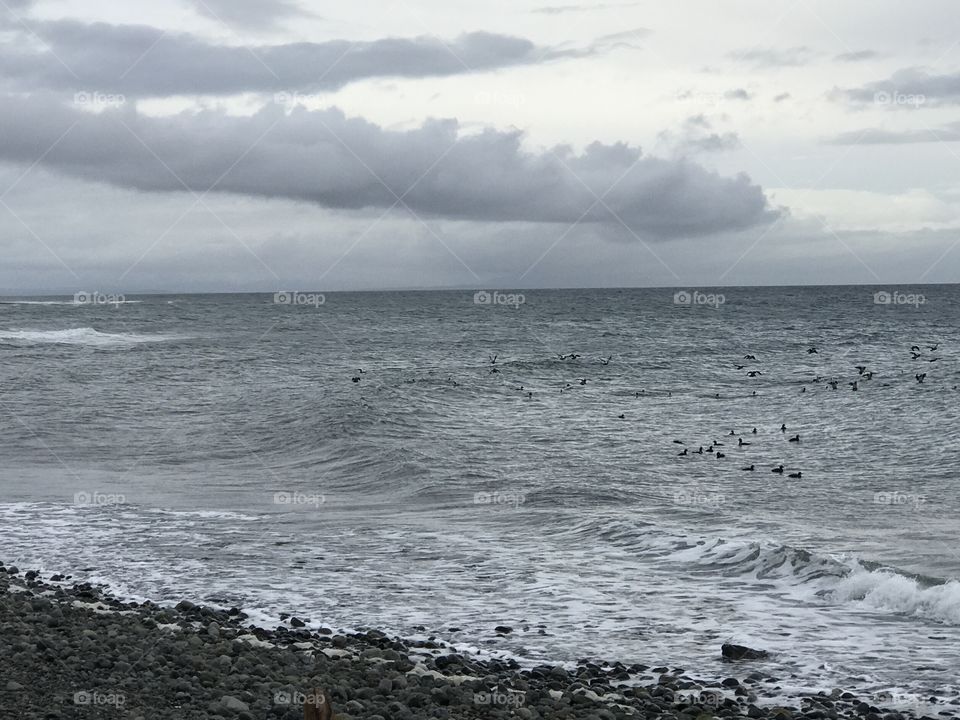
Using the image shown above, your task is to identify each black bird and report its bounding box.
[713,440,724,446]
[716,451,725,459]
[788,434,800,442]
[929,344,939,351]
[863,372,873,380]
[911,352,922,360]
[738,438,750,447]
[673,440,685,445]
[735,365,746,370]
[579,378,587,385]
[928,358,940,363]
[600,356,612,365]
[850,381,858,391]
[351,376,361,383]
[916,373,927,384]
[527,392,533,398]
[772,465,784,474]
[800,387,806,393]
[357,368,366,374]
[856,366,867,375]
[744,354,757,360]
[807,347,818,354]
[911,345,921,352]
[828,380,838,390]
[489,354,498,364]
[747,371,763,377]
[618,413,625,419]
[780,423,787,432]
[695,446,704,454]
[706,445,713,452]
[751,428,757,434]
[788,471,802,479]
[678,448,688,456]
[741,465,755,471]
[728,430,737,436]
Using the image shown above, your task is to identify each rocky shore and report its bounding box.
[0,562,951,720]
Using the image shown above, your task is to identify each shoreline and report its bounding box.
[0,562,950,720]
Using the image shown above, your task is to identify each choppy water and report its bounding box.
[1,287,959,705]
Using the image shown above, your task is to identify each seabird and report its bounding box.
[672,440,685,445]
[600,356,612,365]
[916,373,927,384]
[579,378,587,385]
[856,366,867,375]
[751,428,757,434]
[780,424,787,432]
[678,448,688,456]
[618,414,625,419]
[744,354,757,360]
[807,347,818,354]
[489,354,498,364]
[788,471,802,479]
[788,434,800,442]
[738,438,750,447]
[772,465,784,474]
[741,465,755,471]
[716,451,725,459]
[747,371,763,377]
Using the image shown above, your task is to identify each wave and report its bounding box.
[0,327,185,346]
[671,536,960,626]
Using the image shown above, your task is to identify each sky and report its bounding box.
[1,0,960,293]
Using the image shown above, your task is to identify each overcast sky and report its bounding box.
[2,0,959,293]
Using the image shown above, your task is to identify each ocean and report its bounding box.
[1,286,958,706]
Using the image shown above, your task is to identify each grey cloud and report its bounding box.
[732,46,814,68]
[835,50,879,62]
[186,0,309,29]
[0,22,561,97]
[724,88,752,101]
[0,95,776,239]
[661,115,741,154]
[829,121,960,144]
[840,67,960,105]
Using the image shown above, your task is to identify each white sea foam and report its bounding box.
[0,327,183,346]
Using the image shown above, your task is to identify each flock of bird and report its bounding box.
[346,340,950,484]
[667,340,950,480]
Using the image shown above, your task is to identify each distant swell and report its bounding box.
[0,327,184,346]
